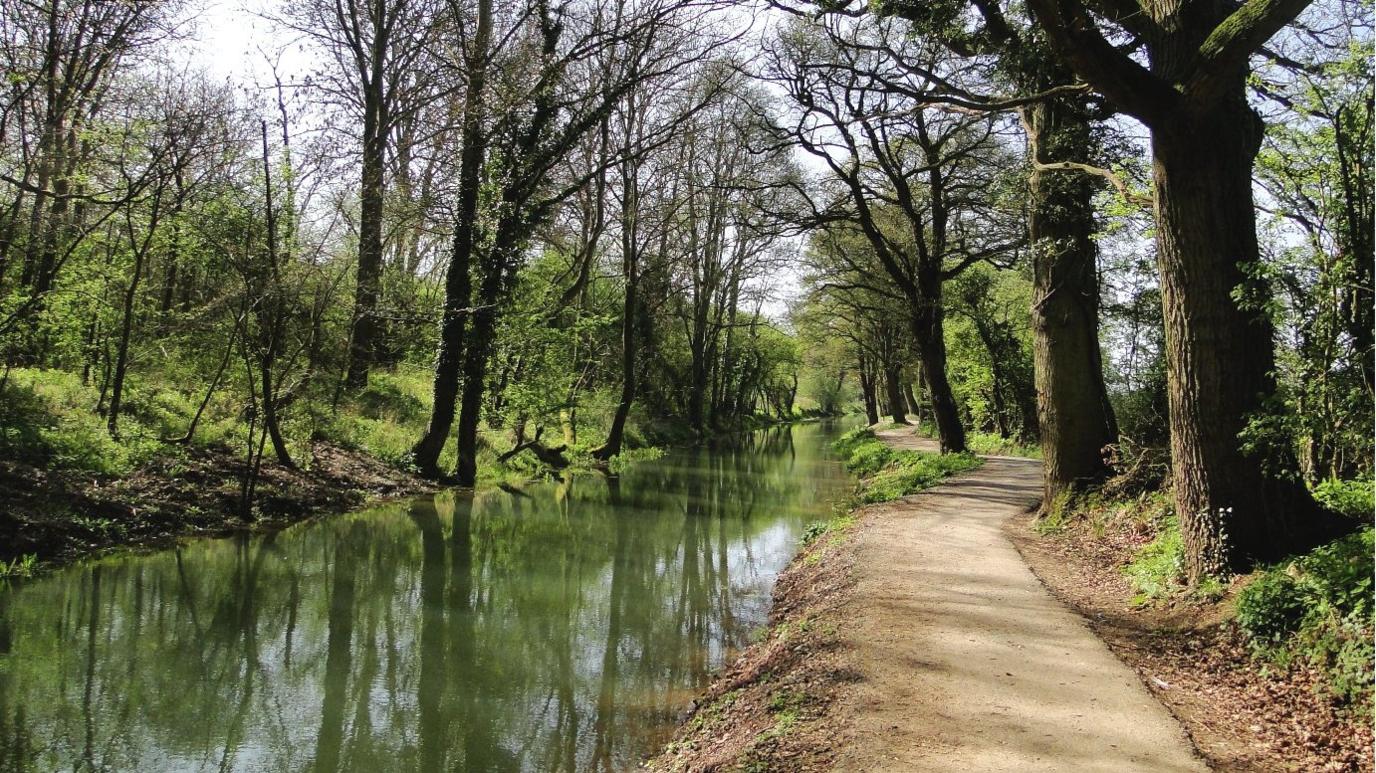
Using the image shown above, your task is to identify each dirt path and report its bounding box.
[829,428,1207,772]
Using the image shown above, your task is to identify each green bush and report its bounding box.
[352,369,430,423]
[845,442,895,477]
[1236,571,1308,646]
[1312,478,1374,519]
[1236,527,1374,710]
[831,426,876,459]
[862,451,981,503]
[966,432,1041,459]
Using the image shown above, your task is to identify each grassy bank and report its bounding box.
[0,366,833,578]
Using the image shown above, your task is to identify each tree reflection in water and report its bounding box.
[0,420,853,772]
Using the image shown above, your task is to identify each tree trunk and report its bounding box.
[410,0,490,477]
[595,244,637,461]
[594,147,640,462]
[346,79,387,391]
[261,352,294,467]
[1152,93,1329,579]
[106,241,147,438]
[883,361,908,425]
[903,381,920,416]
[1026,96,1119,506]
[858,357,879,426]
[910,284,966,452]
[453,252,509,485]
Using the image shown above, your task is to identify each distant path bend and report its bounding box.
[830,427,1206,772]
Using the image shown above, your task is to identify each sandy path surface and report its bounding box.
[830,427,1207,772]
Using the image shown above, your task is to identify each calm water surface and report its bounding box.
[0,420,853,772]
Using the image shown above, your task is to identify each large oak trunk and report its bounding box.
[1026,98,1118,505]
[1152,96,1329,578]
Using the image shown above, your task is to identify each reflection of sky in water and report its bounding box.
[0,421,854,772]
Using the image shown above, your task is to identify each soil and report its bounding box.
[1007,504,1375,772]
[0,442,435,573]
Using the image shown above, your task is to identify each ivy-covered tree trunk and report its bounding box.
[410,0,489,478]
[1026,96,1118,506]
[454,244,516,485]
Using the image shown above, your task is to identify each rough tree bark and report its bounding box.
[883,360,908,425]
[1025,0,1344,578]
[858,356,880,426]
[345,56,387,390]
[911,275,965,452]
[1026,96,1119,506]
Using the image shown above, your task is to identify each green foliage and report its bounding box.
[861,451,981,504]
[800,520,830,545]
[605,446,665,474]
[844,442,896,479]
[0,369,160,474]
[1236,571,1309,646]
[966,431,1041,459]
[322,367,450,470]
[1312,478,1374,519]
[1236,528,1374,710]
[831,426,877,459]
[944,266,1038,443]
[1122,514,1186,604]
[0,554,38,581]
[799,509,857,548]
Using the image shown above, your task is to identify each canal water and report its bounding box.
[0,420,854,772]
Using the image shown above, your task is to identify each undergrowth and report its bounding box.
[966,431,1041,459]
[1236,527,1373,713]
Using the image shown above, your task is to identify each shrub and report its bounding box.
[1312,478,1374,519]
[845,442,894,478]
[1236,527,1374,710]
[861,451,981,503]
[831,426,876,459]
[1235,571,1308,647]
[966,432,1041,459]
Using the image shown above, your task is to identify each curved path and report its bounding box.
[830,427,1206,772]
